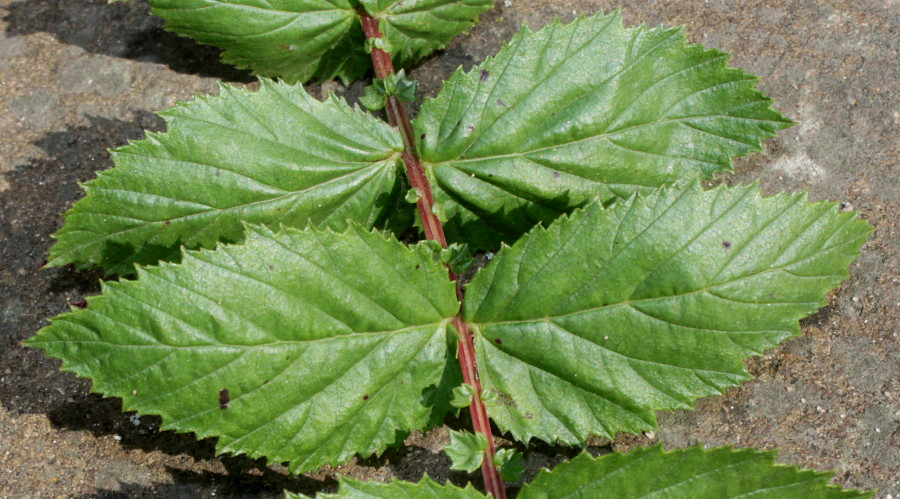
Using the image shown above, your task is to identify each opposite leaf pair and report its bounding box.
[28,182,871,474]
[30,6,874,497]
[111,0,494,83]
[47,12,792,275]
[315,446,867,498]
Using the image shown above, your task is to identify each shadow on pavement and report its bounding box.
[3,0,252,82]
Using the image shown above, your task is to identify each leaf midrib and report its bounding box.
[472,264,828,330]
[451,20,675,160]
[550,452,753,499]
[35,319,451,349]
[452,15,624,158]
[425,113,762,171]
[50,158,397,265]
[171,107,392,163]
[482,316,748,383]
[155,0,354,17]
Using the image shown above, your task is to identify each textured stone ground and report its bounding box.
[0,0,896,497]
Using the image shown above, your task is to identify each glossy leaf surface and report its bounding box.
[415,12,793,248]
[316,446,869,497]
[145,0,492,83]
[48,80,404,274]
[322,475,488,498]
[519,446,871,498]
[359,0,493,67]
[465,182,871,444]
[149,0,365,83]
[31,224,460,473]
[445,429,489,472]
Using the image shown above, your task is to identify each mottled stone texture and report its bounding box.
[0,0,896,496]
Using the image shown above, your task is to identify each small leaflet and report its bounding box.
[445,429,488,472]
[450,383,476,408]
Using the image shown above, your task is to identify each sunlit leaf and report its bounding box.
[415,11,792,248]
[466,182,870,444]
[48,80,404,274]
[31,224,460,473]
[519,446,871,498]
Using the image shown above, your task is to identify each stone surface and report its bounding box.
[0,0,896,497]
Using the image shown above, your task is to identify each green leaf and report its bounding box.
[147,0,366,84]
[479,387,497,407]
[431,202,449,223]
[414,11,793,249]
[146,0,492,83]
[391,70,418,103]
[519,446,872,498]
[406,188,423,204]
[365,36,394,55]
[365,70,419,106]
[29,224,461,473]
[48,80,405,275]
[359,0,494,68]
[322,475,488,498]
[465,182,871,445]
[450,383,475,408]
[318,446,869,498]
[445,429,488,472]
[440,243,475,274]
[493,448,524,482]
[360,84,388,111]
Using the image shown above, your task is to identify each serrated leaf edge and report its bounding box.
[420,10,793,169]
[45,78,404,274]
[30,221,460,471]
[522,445,873,498]
[466,180,871,445]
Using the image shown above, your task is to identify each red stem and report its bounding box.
[359,11,506,499]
